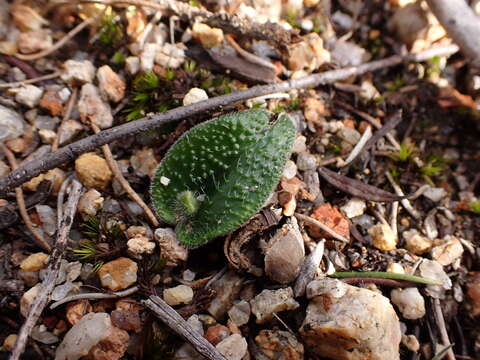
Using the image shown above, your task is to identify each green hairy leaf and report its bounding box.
[150,109,296,248]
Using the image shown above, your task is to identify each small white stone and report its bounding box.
[58,87,71,103]
[160,176,170,185]
[125,56,140,76]
[292,135,307,154]
[155,228,188,265]
[390,288,426,320]
[21,283,42,317]
[430,235,464,266]
[386,262,405,274]
[192,23,224,49]
[282,160,297,179]
[38,128,56,144]
[163,285,194,306]
[423,186,447,202]
[228,300,250,326]
[155,43,186,69]
[61,60,95,85]
[403,229,432,255]
[0,104,25,141]
[216,334,248,360]
[78,84,113,129]
[78,189,104,217]
[127,235,156,255]
[183,87,209,106]
[296,152,316,171]
[97,65,126,103]
[250,287,299,324]
[140,43,158,72]
[369,224,397,251]
[15,85,44,108]
[300,19,314,32]
[341,198,366,218]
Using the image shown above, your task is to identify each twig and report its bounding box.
[51,87,78,152]
[14,17,96,61]
[330,271,442,286]
[143,295,228,360]
[385,171,421,220]
[390,201,399,239]
[225,34,276,70]
[426,0,480,67]
[90,123,159,227]
[10,179,83,360]
[50,286,139,310]
[294,213,350,243]
[0,143,51,252]
[342,125,372,166]
[432,298,456,360]
[51,0,296,48]
[56,176,72,229]
[0,44,459,194]
[0,72,61,89]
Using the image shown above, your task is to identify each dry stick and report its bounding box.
[0,144,51,252]
[385,171,421,220]
[14,17,96,61]
[294,213,350,243]
[52,0,294,47]
[426,0,480,68]
[51,87,78,153]
[0,44,459,195]
[90,123,159,226]
[0,71,61,89]
[225,34,276,70]
[10,179,83,360]
[50,286,139,310]
[143,296,228,360]
[432,298,456,360]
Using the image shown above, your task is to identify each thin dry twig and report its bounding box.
[385,171,421,220]
[52,87,78,152]
[294,213,350,243]
[0,72,61,89]
[90,123,159,226]
[0,143,51,252]
[10,179,83,360]
[225,34,276,70]
[14,17,96,61]
[0,44,459,194]
[432,298,456,360]
[143,295,228,360]
[50,286,139,310]
[51,0,296,48]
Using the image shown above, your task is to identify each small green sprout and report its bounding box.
[420,155,448,178]
[98,12,124,47]
[469,201,480,213]
[389,138,417,162]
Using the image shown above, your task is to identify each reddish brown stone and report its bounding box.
[204,324,230,345]
[40,91,63,116]
[308,203,350,240]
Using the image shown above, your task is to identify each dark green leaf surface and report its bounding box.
[150,109,296,248]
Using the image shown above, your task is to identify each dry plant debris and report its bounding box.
[0,0,479,359]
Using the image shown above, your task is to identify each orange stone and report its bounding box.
[308,203,350,239]
[40,91,64,116]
